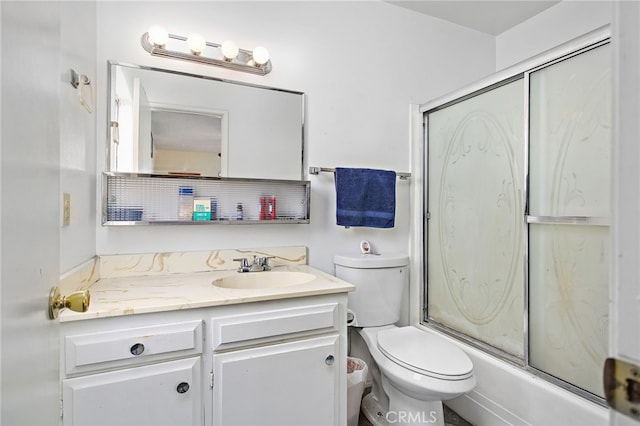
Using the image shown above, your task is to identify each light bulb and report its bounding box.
[187,34,206,55]
[252,46,270,66]
[147,25,169,47]
[221,40,239,61]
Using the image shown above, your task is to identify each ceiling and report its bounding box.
[386,0,560,35]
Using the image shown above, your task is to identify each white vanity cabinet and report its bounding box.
[210,299,345,426]
[58,293,348,426]
[59,314,204,426]
[62,357,201,426]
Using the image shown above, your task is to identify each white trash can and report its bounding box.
[347,357,369,426]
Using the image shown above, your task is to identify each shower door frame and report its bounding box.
[419,27,611,406]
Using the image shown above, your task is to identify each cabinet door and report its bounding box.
[62,357,201,426]
[213,335,339,426]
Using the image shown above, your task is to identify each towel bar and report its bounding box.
[308,166,411,180]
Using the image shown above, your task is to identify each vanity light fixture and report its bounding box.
[141,26,272,75]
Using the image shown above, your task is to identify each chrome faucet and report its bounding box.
[233,257,251,272]
[233,256,274,272]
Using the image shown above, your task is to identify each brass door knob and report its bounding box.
[48,287,90,320]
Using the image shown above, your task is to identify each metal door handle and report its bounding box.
[48,287,90,320]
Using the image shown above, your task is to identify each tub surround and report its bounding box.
[58,246,354,322]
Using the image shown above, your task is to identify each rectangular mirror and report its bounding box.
[108,61,304,180]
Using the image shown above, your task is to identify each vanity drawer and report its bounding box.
[211,303,339,351]
[64,320,203,375]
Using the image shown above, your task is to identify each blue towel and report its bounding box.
[334,167,396,228]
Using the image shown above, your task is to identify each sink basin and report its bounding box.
[212,271,316,289]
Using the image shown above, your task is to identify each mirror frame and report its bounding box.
[106,60,305,180]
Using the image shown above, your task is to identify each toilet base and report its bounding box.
[361,392,389,426]
[363,391,460,426]
[383,376,445,426]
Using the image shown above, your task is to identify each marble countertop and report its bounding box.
[59,264,355,322]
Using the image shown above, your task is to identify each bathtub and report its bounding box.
[415,325,608,426]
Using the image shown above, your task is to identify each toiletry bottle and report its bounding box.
[236,202,243,220]
[268,196,277,220]
[192,197,211,221]
[210,197,217,221]
[259,196,267,220]
[178,186,194,220]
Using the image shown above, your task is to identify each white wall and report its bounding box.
[60,1,97,273]
[94,1,495,274]
[496,0,612,70]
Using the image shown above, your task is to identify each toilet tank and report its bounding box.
[334,253,409,327]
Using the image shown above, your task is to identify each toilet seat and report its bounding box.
[377,327,473,381]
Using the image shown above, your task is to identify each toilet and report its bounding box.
[334,252,475,426]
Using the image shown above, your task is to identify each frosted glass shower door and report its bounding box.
[426,78,525,357]
[528,43,611,398]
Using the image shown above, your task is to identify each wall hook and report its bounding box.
[70,69,94,113]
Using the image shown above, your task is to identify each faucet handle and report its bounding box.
[258,256,275,271]
[232,257,250,272]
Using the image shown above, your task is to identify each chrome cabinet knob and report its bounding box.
[176,382,190,394]
[130,343,145,356]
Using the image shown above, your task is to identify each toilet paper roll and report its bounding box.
[347,309,357,326]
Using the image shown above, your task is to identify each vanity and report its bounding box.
[57,247,354,426]
[67,59,340,424]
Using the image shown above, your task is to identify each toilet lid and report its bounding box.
[377,327,473,380]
